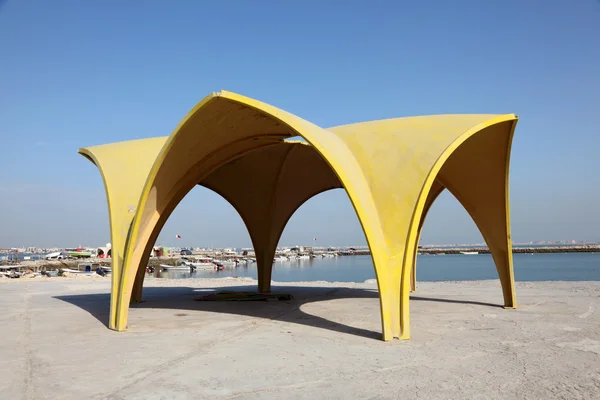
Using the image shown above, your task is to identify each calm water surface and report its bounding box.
[156,253,600,282]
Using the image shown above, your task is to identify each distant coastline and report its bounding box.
[339,245,600,256]
[2,243,600,261]
[418,245,600,255]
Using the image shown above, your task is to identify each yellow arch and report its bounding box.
[79,90,518,341]
[128,143,343,304]
[119,92,389,336]
[326,114,517,338]
[402,117,517,337]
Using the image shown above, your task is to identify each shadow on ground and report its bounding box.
[54,284,502,340]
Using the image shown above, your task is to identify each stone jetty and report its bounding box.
[418,245,600,255]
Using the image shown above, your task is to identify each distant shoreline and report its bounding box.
[3,245,600,271]
[418,245,600,255]
[2,243,600,261]
[334,245,600,256]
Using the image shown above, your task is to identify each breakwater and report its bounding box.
[418,245,600,255]
[334,246,600,256]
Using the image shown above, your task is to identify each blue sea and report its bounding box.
[156,253,600,282]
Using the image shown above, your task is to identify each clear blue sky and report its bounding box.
[1,0,599,249]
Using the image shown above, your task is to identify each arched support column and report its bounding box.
[78,137,168,330]
[255,246,277,293]
[330,115,520,341]
[127,142,343,312]
[114,142,291,330]
[437,120,517,308]
[370,254,403,339]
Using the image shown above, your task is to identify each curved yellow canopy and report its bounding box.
[79,90,518,341]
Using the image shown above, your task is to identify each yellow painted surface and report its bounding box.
[78,137,167,327]
[79,90,518,340]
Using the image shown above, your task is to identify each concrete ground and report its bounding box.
[1,277,599,400]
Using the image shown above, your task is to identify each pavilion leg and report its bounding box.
[256,246,276,293]
[373,255,402,341]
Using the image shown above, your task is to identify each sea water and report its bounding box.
[156,252,600,282]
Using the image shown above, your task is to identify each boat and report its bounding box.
[188,257,217,270]
[214,259,237,268]
[160,264,192,271]
[44,251,67,260]
[0,265,20,273]
[273,255,288,262]
[66,248,93,258]
[460,251,479,255]
[60,268,96,275]
[0,271,23,278]
[161,259,194,271]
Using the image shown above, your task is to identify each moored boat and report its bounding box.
[160,264,192,271]
[214,259,237,268]
[44,251,67,260]
[66,248,93,258]
[189,257,217,270]
[321,252,338,258]
[60,268,96,275]
[161,259,193,271]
